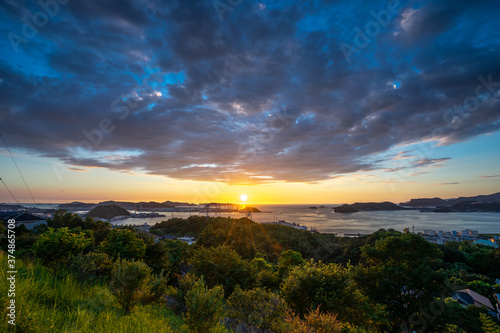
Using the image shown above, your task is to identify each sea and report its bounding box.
[19,203,500,236]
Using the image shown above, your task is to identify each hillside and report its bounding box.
[86,204,130,220]
[401,192,500,207]
[0,252,190,332]
[450,201,500,212]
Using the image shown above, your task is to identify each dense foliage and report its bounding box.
[32,227,91,266]
[2,210,500,332]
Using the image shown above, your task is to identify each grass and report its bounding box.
[0,251,230,332]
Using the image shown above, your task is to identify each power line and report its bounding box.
[0,178,19,204]
[0,134,37,204]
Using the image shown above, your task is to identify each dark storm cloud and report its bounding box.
[0,0,499,183]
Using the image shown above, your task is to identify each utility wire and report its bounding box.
[0,178,19,204]
[0,134,37,204]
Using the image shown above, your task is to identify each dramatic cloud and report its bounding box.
[1,0,499,183]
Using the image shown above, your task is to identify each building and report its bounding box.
[494,294,500,320]
[0,211,46,230]
[177,236,196,245]
[472,239,499,248]
[452,289,495,312]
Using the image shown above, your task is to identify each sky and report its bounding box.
[0,0,499,204]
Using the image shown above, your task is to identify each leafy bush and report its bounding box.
[109,259,153,313]
[281,260,379,327]
[144,240,172,275]
[480,313,500,333]
[285,306,343,333]
[68,252,114,282]
[184,278,225,333]
[32,227,91,266]
[250,257,278,289]
[227,286,288,332]
[190,245,253,295]
[98,228,146,260]
[277,249,305,280]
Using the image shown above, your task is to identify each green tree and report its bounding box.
[356,232,446,333]
[184,278,225,333]
[277,249,306,280]
[480,313,500,333]
[32,227,91,266]
[190,245,253,295]
[47,209,83,229]
[109,258,156,313]
[281,260,383,329]
[227,286,288,332]
[98,228,146,260]
[250,257,278,289]
[423,298,490,333]
[144,240,172,275]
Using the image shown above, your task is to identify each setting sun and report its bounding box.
[240,194,248,202]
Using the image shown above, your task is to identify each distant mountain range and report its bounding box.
[400,192,500,207]
[58,200,197,210]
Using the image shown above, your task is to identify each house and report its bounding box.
[452,289,495,312]
[494,294,500,320]
[0,211,46,230]
[177,236,196,245]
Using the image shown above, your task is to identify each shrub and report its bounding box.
[190,245,253,295]
[285,306,343,333]
[480,313,500,333]
[141,271,168,306]
[98,228,146,260]
[144,240,172,275]
[32,227,91,266]
[277,249,306,280]
[109,259,153,313]
[68,252,113,282]
[281,260,378,326]
[227,286,288,332]
[184,278,225,333]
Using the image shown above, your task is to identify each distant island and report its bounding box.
[334,204,359,213]
[86,204,130,220]
[239,207,262,213]
[334,202,405,213]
